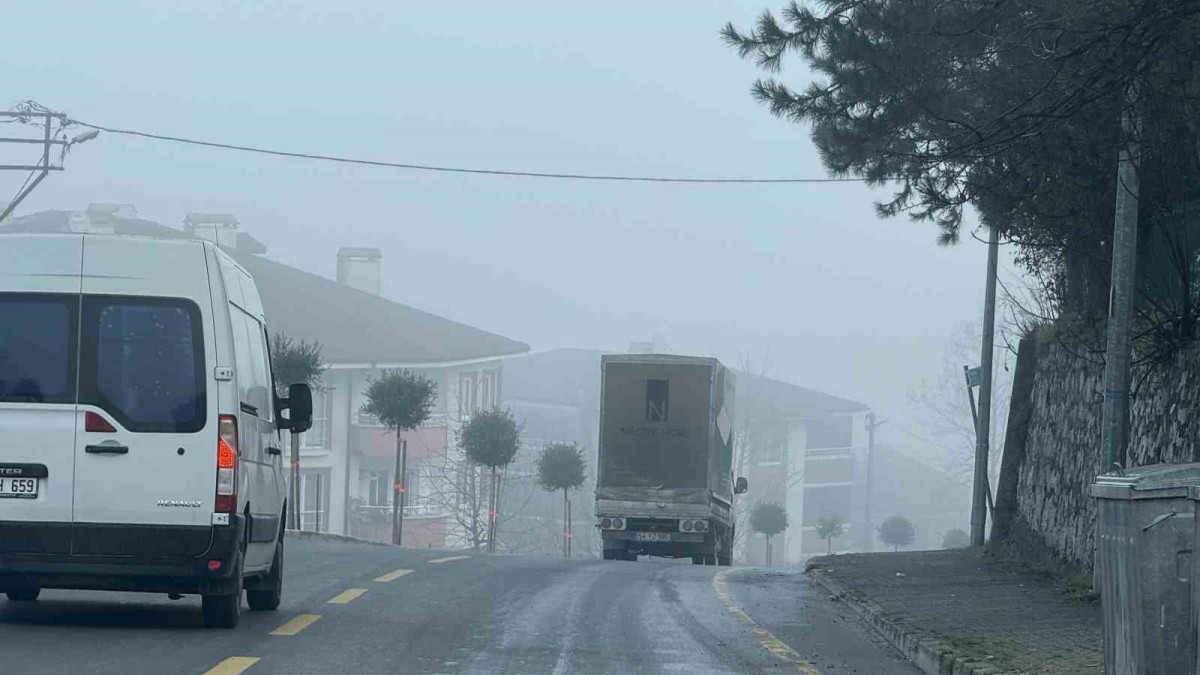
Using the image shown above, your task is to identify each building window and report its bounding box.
[459,372,477,415]
[368,470,390,507]
[302,386,328,448]
[805,414,854,450]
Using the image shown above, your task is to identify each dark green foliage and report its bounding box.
[270,333,324,396]
[459,408,522,468]
[536,443,587,492]
[361,369,438,432]
[878,515,917,552]
[724,1,1200,333]
[749,501,789,538]
[942,528,971,549]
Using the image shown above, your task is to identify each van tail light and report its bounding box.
[85,411,116,433]
[215,415,238,514]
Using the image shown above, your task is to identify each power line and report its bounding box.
[65,116,871,185]
[891,424,965,454]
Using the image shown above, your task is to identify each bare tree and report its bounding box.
[908,322,1011,484]
[731,352,806,563]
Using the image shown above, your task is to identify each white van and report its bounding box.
[0,233,312,628]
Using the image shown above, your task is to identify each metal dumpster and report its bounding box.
[1090,463,1199,675]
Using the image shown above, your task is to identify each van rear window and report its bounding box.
[80,297,206,433]
[0,294,78,404]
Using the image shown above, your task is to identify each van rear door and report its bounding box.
[0,235,83,555]
[72,237,217,557]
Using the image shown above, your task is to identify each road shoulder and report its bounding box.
[805,550,1102,675]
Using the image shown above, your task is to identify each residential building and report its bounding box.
[5,206,529,548]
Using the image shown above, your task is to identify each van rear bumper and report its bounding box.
[0,517,244,594]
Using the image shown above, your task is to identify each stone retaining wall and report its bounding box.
[1015,339,1200,569]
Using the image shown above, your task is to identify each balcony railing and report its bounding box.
[356,412,450,428]
[352,502,448,520]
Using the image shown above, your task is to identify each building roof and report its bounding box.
[504,348,867,417]
[228,250,529,365]
[738,371,869,418]
[5,209,530,366]
[9,210,267,254]
[504,349,603,407]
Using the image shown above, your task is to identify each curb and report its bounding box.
[284,529,396,548]
[805,564,1009,675]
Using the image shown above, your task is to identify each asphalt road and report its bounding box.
[0,538,918,674]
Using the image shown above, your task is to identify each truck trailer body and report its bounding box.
[595,354,746,565]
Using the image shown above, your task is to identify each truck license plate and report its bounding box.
[0,478,38,499]
[635,532,671,542]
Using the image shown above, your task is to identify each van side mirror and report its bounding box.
[280,383,313,433]
[735,477,749,494]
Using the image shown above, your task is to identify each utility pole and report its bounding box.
[963,366,996,522]
[971,225,1000,547]
[1100,83,1141,472]
[0,109,89,224]
[864,412,885,552]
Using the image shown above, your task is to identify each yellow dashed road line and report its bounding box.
[327,588,367,604]
[374,568,414,582]
[203,656,260,674]
[270,613,321,636]
[427,555,470,564]
[713,569,822,675]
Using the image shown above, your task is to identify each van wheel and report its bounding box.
[247,538,283,611]
[202,554,243,629]
[6,588,40,602]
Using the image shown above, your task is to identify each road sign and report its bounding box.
[966,366,984,388]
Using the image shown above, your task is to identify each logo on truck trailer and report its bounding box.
[646,379,669,422]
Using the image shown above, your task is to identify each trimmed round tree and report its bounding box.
[814,513,845,555]
[361,369,438,545]
[459,408,522,553]
[270,333,325,530]
[749,502,788,565]
[878,515,916,552]
[536,443,587,557]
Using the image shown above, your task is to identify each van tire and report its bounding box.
[247,538,283,611]
[6,588,39,602]
[202,554,243,629]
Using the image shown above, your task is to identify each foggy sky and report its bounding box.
[4,0,1016,470]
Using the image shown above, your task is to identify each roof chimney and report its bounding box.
[337,247,382,296]
[184,213,240,249]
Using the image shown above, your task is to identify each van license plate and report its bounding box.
[0,478,38,499]
[635,532,671,542]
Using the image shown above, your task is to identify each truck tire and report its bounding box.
[603,549,619,561]
[717,527,733,566]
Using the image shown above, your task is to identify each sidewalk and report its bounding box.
[805,549,1102,675]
